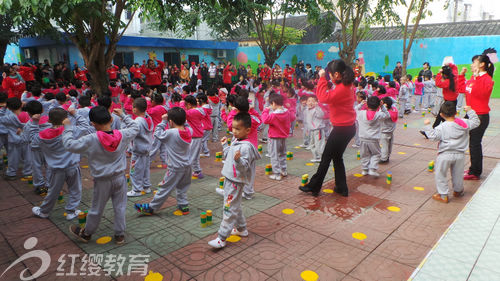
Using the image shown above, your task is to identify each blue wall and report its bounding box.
[3,44,21,64]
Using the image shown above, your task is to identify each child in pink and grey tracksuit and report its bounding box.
[197,94,213,157]
[184,95,205,178]
[262,93,295,181]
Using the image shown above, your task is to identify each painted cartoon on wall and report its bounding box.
[148,51,157,60]
[316,50,325,61]
[237,52,248,64]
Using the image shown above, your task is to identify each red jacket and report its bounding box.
[223,66,236,84]
[259,67,271,81]
[283,68,294,82]
[2,76,26,98]
[18,66,36,82]
[107,65,119,80]
[435,64,463,101]
[141,60,164,86]
[75,70,88,81]
[130,66,142,79]
[262,107,295,138]
[464,73,494,115]
[316,76,356,126]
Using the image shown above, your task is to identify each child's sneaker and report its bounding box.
[114,235,125,245]
[143,188,152,194]
[265,153,270,157]
[134,203,153,215]
[127,190,143,197]
[432,193,449,203]
[231,228,249,237]
[242,193,253,200]
[464,174,480,180]
[281,172,288,178]
[368,169,380,177]
[298,144,307,148]
[269,174,282,181]
[32,206,49,218]
[200,152,210,157]
[178,206,190,215]
[208,237,226,248]
[215,188,224,196]
[66,209,82,221]
[310,158,321,163]
[69,225,91,243]
[361,170,368,176]
[351,144,360,148]
[192,172,205,179]
[4,175,16,181]
[453,191,465,198]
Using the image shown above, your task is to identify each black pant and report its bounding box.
[433,100,457,128]
[307,124,356,193]
[468,113,489,177]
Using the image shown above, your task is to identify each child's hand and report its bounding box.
[31,114,41,121]
[424,119,431,125]
[234,150,241,161]
[161,113,168,120]
[113,108,123,116]
[16,128,22,135]
[62,118,71,126]
[318,69,325,78]
[460,67,468,76]
[464,106,471,112]
[221,136,227,145]
[67,108,76,116]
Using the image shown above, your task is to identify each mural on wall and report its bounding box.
[237,52,248,64]
[316,50,325,61]
[148,51,157,60]
[328,46,339,53]
[4,44,21,64]
[291,54,298,66]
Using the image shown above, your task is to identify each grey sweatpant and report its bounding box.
[130,153,151,192]
[6,143,32,177]
[354,120,361,146]
[201,130,211,154]
[149,167,192,210]
[190,137,202,173]
[398,99,407,118]
[39,166,81,214]
[218,179,246,240]
[85,174,127,236]
[310,129,326,160]
[31,149,47,187]
[149,138,167,165]
[302,126,310,146]
[360,139,381,171]
[269,138,287,175]
[210,116,220,142]
[243,161,256,198]
[380,132,394,162]
[435,153,465,195]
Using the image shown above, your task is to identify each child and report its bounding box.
[208,112,261,248]
[297,95,310,148]
[356,96,389,177]
[413,77,424,112]
[379,97,398,163]
[97,95,122,131]
[148,93,169,167]
[398,76,410,118]
[32,108,89,220]
[284,87,297,136]
[422,103,479,203]
[262,93,295,181]
[304,95,326,163]
[352,91,367,148]
[0,97,32,180]
[422,75,437,110]
[134,107,193,215]
[197,94,213,157]
[65,107,139,244]
[184,95,205,178]
[77,95,92,123]
[207,88,221,142]
[127,98,154,197]
[0,92,8,170]
[22,101,51,195]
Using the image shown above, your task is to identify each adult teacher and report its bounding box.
[299,59,356,197]
[462,53,495,180]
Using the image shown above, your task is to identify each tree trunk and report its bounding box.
[402,51,409,77]
[0,40,8,66]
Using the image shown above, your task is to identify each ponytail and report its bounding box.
[441,65,455,92]
[326,59,355,86]
[475,54,495,77]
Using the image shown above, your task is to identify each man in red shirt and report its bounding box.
[283,64,294,83]
[106,64,119,81]
[259,63,271,82]
[2,66,26,98]
[17,63,36,90]
[222,62,237,93]
[141,59,164,90]
[129,63,143,81]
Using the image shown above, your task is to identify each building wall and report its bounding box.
[4,44,21,64]
[236,35,500,97]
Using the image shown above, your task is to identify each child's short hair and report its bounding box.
[79,95,91,107]
[234,96,249,112]
[6,97,22,110]
[44,92,55,101]
[417,76,423,82]
[152,93,164,105]
[182,86,190,93]
[237,89,249,100]
[68,89,78,98]
[388,81,396,88]
[377,85,387,94]
[131,90,142,99]
[269,93,284,106]
[207,87,217,96]
[0,91,7,103]
[367,96,380,110]
[48,108,68,125]
[196,93,208,104]
[89,106,111,125]
[110,81,116,87]
[171,92,182,103]
[299,95,309,102]
[167,107,186,126]
[233,112,252,129]
[307,95,318,102]
[184,95,197,107]
[133,97,148,113]
[382,96,393,109]
[24,100,43,115]
[440,101,457,117]
[226,94,236,107]
[97,95,112,109]
[357,91,367,100]
[56,92,67,102]
[32,87,42,97]
[157,85,167,94]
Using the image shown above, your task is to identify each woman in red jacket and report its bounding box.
[432,63,463,128]
[462,54,495,180]
[74,67,88,82]
[223,62,236,93]
[299,59,356,197]
[141,59,164,90]
[2,66,26,98]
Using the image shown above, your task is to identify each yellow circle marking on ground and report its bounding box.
[282,208,295,215]
[173,210,183,216]
[398,152,407,155]
[354,173,363,177]
[300,270,319,281]
[226,235,241,243]
[144,271,164,281]
[352,232,367,241]
[294,146,302,149]
[96,236,112,245]
[156,164,163,168]
[414,143,421,146]
[306,163,314,166]
[63,212,67,217]
[82,165,89,168]
[323,189,334,193]
[413,186,425,191]
[387,206,401,212]
[141,191,146,195]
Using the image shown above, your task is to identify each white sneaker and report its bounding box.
[66,209,81,221]
[200,152,210,157]
[144,188,152,194]
[310,158,321,163]
[361,170,368,176]
[208,237,226,248]
[352,144,360,148]
[269,174,282,181]
[242,193,253,200]
[215,188,224,196]
[265,153,270,157]
[369,170,380,177]
[305,146,312,151]
[281,172,288,177]
[32,206,49,218]
[127,190,143,197]
[298,144,307,148]
[231,228,249,237]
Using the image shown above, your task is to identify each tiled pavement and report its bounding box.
[1,101,500,281]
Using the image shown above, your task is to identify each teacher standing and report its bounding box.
[299,59,356,197]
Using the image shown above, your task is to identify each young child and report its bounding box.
[197,93,213,157]
[148,93,169,167]
[207,88,221,142]
[413,77,424,112]
[0,92,8,170]
[0,97,32,180]
[284,87,297,136]
[65,107,139,244]
[423,103,479,203]
[398,76,410,118]
[97,95,122,131]
[32,108,89,219]
[262,93,295,181]
[297,95,310,148]
[184,95,205,178]
[77,95,92,123]
[422,75,437,110]
[304,95,325,162]
[356,96,389,177]
[352,91,367,148]
[379,97,398,163]
[127,98,154,197]
[208,112,261,248]
[134,107,193,216]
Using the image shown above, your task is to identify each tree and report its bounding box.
[1,0,213,95]
[250,24,305,65]
[316,0,403,65]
